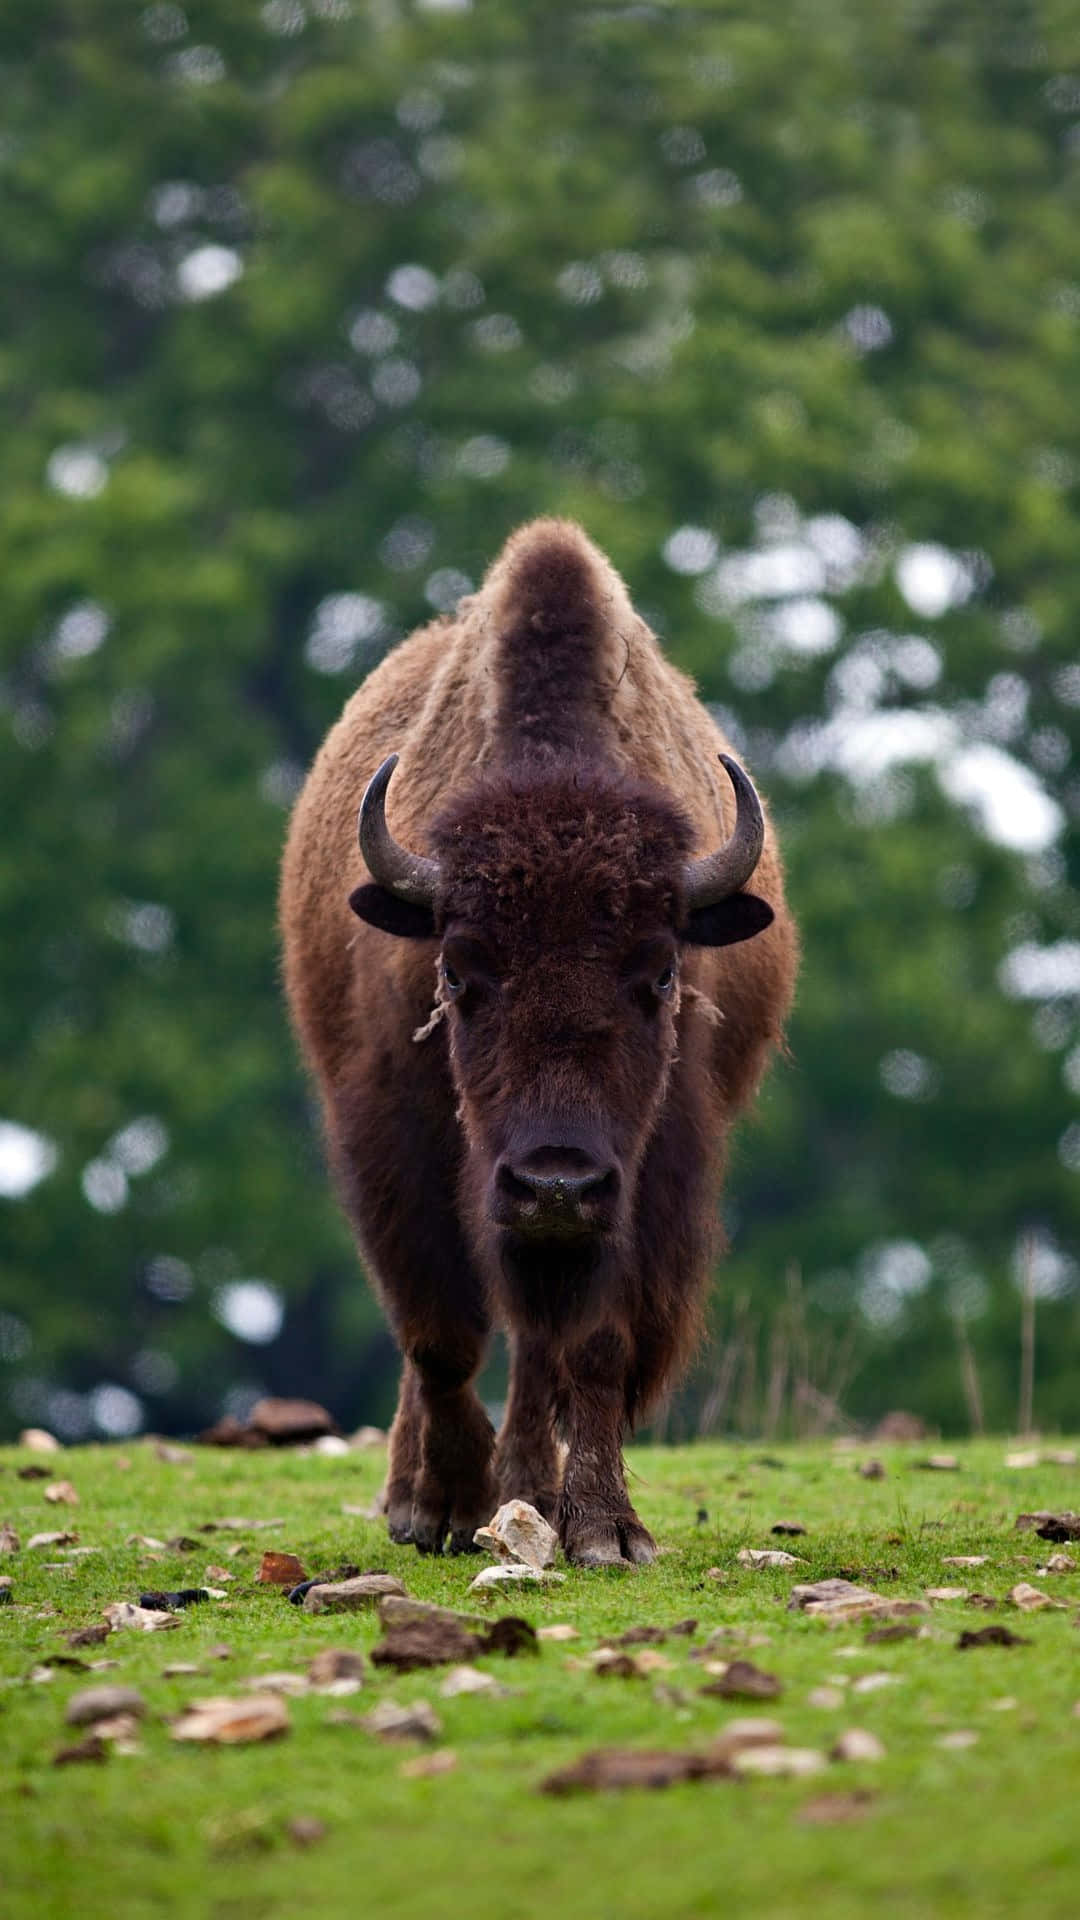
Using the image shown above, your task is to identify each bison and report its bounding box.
[280,520,797,1565]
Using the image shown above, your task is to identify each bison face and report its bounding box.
[349,754,773,1322]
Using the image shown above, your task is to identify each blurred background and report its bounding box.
[1,0,1078,1444]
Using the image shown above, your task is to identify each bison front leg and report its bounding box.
[494,1333,562,1522]
[404,1338,497,1556]
[558,1327,656,1567]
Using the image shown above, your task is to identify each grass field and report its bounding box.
[1,1435,1078,1920]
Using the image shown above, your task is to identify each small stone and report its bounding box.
[942,1556,989,1568]
[308,1649,365,1688]
[350,1425,387,1449]
[399,1748,458,1779]
[287,1817,328,1847]
[53,1733,107,1765]
[0,1523,19,1554]
[162,1664,203,1677]
[360,1699,442,1743]
[473,1500,559,1570]
[926,1587,970,1602]
[788,1578,878,1614]
[1043,1449,1078,1467]
[851,1672,900,1695]
[172,1694,290,1743]
[937,1729,979,1749]
[915,1455,960,1471]
[702,1659,782,1701]
[19,1428,60,1453]
[64,1624,111,1649]
[1005,1449,1041,1469]
[154,1442,194,1463]
[244,1672,309,1696]
[711,1717,785,1757]
[731,1745,825,1778]
[1041,1553,1076,1575]
[302,1573,407,1614]
[537,1624,579,1642]
[1009,1582,1064,1613]
[988,1697,1018,1711]
[439,1665,501,1698]
[858,1460,886,1480]
[66,1685,146,1727]
[44,1481,79,1506]
[468,1563,564,1593]
[807,1687,845,1710]
[737,1548,804,1570]
[126,1535,167,1550]
[956,1626,1029,1649]
[831,1728,885,1762]
[27,1531,77,1552]
[102,1602,180,1633]
[310,1434,350,1457]
[248,1396,337,1443]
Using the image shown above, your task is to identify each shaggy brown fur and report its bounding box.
[280,519,798,1565]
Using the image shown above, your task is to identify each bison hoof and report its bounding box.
[562,1510,657,1568]
[387,1501,415,1546]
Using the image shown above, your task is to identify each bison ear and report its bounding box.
[682,892,774,949]
[348,884,437,940]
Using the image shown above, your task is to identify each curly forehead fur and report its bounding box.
[431,759,696,947]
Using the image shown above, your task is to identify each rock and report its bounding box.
[371,1614,482,1672]
[198,1416,266,1449]
[701,1660,782,1701]
[153,1442,194,1463]
[915,1454,960,1472]
[538,1623,579,1642]
[302,1573,407,1615]
[737,1548,805,1570]
[831,1728,886,1762]
[399,1748,458,1778]
[242,1672,309,1696]
[360,1699,442,1742]
[943,1555,989,1568]
[808,1686,845,1710]
[1009,1581,1064,1612]
[956,1625,1029,1649]
[44,1481,78,1506]
[936,1729,979,1749]
[851,1672,900,1695]
[799,1790,878,1824]
[350,1426,387,1449]
[439,1664,503,1698]
[377,1595,482,1633]
[311,1435,351,1457]
[308,1649,365,1687]
[53,1734,108,1765]
[731,1746,826,1778]
[248,1397,337,1443]
[473,1500,558,1570]
[1040,1553,1077,1574]
[711,1717,785,1757]
[0,1523,19,1553]
[541,1746,732,1794]
[925,1587,970,1602]
[102,1601,180,1632]
[65,1685,146,1727]
[287,1816,329,1846]
[172,1693,290,1743]
[64,1624,111,1648]
[1005,1449,1041,1469]
[788,1578,879,1614]
[1043,1448,1078,1467]
[468,1563,564,1593]
[26,1531,78,1552]
[19,1428,60,1453]
[857,1460,886,1480]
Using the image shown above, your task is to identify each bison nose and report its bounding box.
[495,1149,619,1234]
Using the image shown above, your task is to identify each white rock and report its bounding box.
[936,1729,978,1750]
[312,1435,351,1457]
[831,1728,886,1762]
[851,1671,901,1695]
[537,1623,579,1642]
[1005,1449,1041,1469]
[473,1500,558,1570]
[439,1665,501,1698]
[942,1556,989,1568]
[737,1548,805,1570]
[731,1745,825,1778]
[467,1563,564,1593]
[19,1429,60,1453]
[807,1686,845,1710]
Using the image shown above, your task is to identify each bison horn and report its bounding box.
[683,754,766,910]
[358,754,440,908]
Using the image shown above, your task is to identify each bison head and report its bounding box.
[348,754,772,1327]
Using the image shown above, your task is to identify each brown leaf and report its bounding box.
[798,1790,878,1825]
[172,1693,289,1744]
[956,1625,1030,1649]
[701,1659,783,1701]
[44,1481,79,1506]
[257,1551,308,1587]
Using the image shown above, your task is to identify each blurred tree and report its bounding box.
[0,0,1077,1438]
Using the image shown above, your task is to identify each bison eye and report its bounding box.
[442,961,465,997]
[654,964,675,997]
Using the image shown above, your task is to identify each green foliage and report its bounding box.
[0,0,1078,1437]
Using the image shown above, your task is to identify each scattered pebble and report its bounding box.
[301,1574,407,1615]
[360,1699,442,1743]
[1009,1582,1064,1613]
[737,1548,805,1570]
[19,1428,60,1453]
[701,1660,782,1701]
[400,1748,458,1779]
[65,1685,145,1727]
[473,1500,558,1570]
[102,1602,180,1633]
[468,1564,564,1592]
[830,1728,886,1762]
[732,1746,825,1779]
[937,1729,979,1750]
[942,1556,989,1569]
[439,1665,504,1698]
[851,1672,900,1695]
[537,1624,578,1642]
[807,1687,845,1710]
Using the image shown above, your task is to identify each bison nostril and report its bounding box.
[496,1163,540,1208]
[496,1154,619,1217]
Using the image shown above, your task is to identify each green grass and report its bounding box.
[1,1437,1078,1920]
